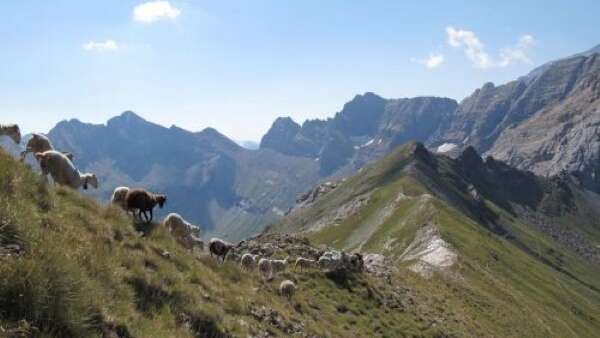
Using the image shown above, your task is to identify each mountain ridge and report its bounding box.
[38,43,600,240]
[268,141,600,336]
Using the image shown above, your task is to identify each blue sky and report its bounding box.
[1,1,599,141]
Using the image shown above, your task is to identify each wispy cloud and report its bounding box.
[498,34,535,67]
[82,40,118,52]
[446,26,535,69]
[411,53,445,69]
[446,26,492,68]
[133,1,181,23]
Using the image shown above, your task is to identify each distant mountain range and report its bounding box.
[41,44,600,240]
[48,112,320,240]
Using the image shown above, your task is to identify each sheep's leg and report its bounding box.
[148,209,153,223]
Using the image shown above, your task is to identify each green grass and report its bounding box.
[0,149,467,338]
[2,142,600,337]
[272,142,600,337]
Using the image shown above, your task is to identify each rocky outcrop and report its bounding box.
[400,225,457,279]
[430,50,600,196]
[258,117,304,156]
[289,181,340,213]
[488,57,600,190]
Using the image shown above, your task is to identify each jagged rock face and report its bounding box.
[488,57,600,190]
[260,93,457,175]
[258,117,304,156]
[331,92,387,136]
[432,81,526,151]
[381,97,458,148]
[433,53,600,152]
[434,55,600,154]
[431,51,600,193]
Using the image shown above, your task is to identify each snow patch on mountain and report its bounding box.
[437,143,457,153]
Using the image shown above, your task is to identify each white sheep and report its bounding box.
[34,150,98,190]
[163,213,202,250]
[258,258,272,280]
[21,134,73,162]
[294,257,317,272]
[0,124,21,144]
[240,253,258,271]
[111,186,129,209]
[279,280,296,300]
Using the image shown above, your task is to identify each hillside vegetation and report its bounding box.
[0,149,474,338]
[274,142,600,337]
[2,140,600,337]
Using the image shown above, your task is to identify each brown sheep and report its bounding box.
[208,238,234,262]
[125,188,167,223]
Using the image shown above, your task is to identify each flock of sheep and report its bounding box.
[113,186,363,300]
[1,125,97,190]
[206,238,364,300]
[1,124,365,301]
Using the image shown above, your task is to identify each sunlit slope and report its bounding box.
[0,149,486,338]
[272,142,600,337]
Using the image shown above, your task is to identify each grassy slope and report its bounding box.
[273,143,600,337]
[0,150,475,338]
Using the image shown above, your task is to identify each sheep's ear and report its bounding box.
[34,153,45,162]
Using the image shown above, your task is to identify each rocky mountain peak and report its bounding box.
[333,92,387,136]
[106,111,151,128]
[259,117,303,155]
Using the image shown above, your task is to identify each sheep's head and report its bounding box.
[83,174,99,190]
[155,195,167,208]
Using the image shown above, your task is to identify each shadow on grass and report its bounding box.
[126,276,184,315]
[133,220,160,236]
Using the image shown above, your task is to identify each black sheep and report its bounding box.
[125,188,167,223]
